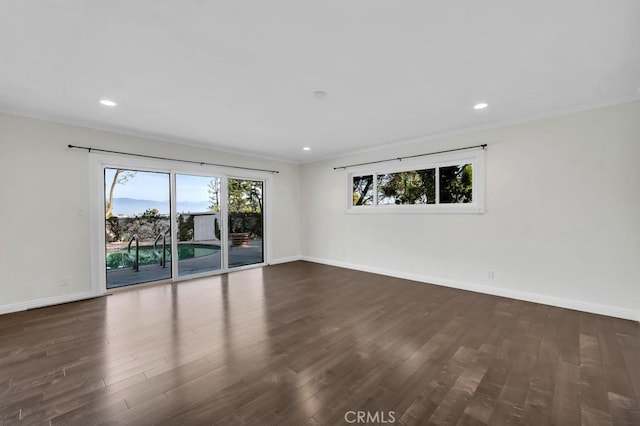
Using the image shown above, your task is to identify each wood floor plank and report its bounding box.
[595,317,637,400]
[0,261,638,425]
[551,360,582,426]
[521,340,559,425]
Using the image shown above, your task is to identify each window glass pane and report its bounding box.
[175,174,222,277]
[377,169,435,205]
[352,175,374,206]
[228,179,264,268]
[104,168,171,289]
[439,164,473,203]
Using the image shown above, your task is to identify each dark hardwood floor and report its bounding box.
[0,261,638,425]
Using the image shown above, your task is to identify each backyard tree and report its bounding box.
[140,208,160,218]
[439,164,472,203]
[377,170,436,204]
[207,179,221,212]
[226,180,263,237]
[354,164,472,205]
[352,175,374,205]
[105,169,136,218]
[228,180,262,213]
[178,214,194,241]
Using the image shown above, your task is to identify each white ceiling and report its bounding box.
[1,1,639,163]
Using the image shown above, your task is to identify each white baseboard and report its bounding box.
[301,256,639,322]
[0,291,101,315]
[269,255,303,265]
[4,260,636,322]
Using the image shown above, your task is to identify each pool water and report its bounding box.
[106,244,220,269]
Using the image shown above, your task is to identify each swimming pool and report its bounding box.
[106,243,220,269]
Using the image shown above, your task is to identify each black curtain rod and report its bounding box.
[333,144,487,170]
[68,144,279,174]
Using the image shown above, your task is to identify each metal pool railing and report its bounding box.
[127,234,139,272]
[154,231,167,268]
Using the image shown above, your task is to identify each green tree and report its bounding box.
[140,208,160,218]
[177,214,194,241]
[377,169,435,205]
[353,175,373,206]
[374,164,471,205]
[439,164,472,203]
[228,180,263,213]
[207,179,221,212]
[105,169,136,218]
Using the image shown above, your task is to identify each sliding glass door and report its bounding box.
[105,168,172,289]
[228,178,264,268]
[103,167,266,289]
[175,174,223,277]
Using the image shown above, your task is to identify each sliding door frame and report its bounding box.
[171,171,225,282]
[89,153,273,296]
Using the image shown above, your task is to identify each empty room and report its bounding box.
[1,1,639,425]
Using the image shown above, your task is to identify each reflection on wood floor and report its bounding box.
[0,261,638,425]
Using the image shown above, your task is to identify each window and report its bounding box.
[439,164,473,204]
[353,175,374,206]
[377,168,436,205]
[92,153,271,295]
[346,148,484,213]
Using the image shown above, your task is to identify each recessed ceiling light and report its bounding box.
[313,91,326,98]
[473,102,488,110]
[100,99,117,107]
[303,147,311,151]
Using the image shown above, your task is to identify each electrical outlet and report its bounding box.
[60,277,71,287]
[487,270,494,280]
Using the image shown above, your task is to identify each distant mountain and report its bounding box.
[111,198,211,216]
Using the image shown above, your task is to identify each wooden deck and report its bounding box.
[106,240,263,288]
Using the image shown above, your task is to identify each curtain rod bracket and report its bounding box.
[67,144,280,174]
[333,144,487,171]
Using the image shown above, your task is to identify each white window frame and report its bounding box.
[89,152,272,296]
[345,148,485,214]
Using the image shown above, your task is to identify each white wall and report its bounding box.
[0,113,301,312]
[2,102,638,320]
[300,101,640,321]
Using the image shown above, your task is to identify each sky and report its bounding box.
[105,168,219,202]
